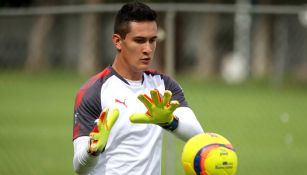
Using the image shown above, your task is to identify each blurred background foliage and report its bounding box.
[0,1,307,175]
[1,0,307,85]
[1,0,307,6]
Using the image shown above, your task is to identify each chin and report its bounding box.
[138,64,150,71]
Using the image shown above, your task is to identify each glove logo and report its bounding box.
[115,98,127,108]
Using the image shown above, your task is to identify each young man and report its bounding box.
[73,2,204,175]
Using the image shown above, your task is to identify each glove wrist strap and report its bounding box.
[160,115,179,131]
[87,147,105,156]
[87,140,105,156]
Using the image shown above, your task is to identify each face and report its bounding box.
[113,21,158,77]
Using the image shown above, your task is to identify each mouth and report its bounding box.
[140,58,151,64]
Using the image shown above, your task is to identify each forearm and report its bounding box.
[172,107,204,141]
[73,136,99,175]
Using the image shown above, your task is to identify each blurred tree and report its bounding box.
[78,0,103,75]
[25,0,55,72]
[251,0,273,78]
[195,0,221,77]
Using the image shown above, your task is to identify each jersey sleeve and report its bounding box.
[73,68,112,140]
[161,75,189,107]
[73,81,102,140]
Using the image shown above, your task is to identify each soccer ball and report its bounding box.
[181,132,238,175]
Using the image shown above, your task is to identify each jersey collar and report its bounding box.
[108,65,145,85]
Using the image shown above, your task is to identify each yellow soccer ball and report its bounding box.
[182,132,238,175]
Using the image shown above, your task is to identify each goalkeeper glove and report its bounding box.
[130,89,180,130]
[88,108,119,155]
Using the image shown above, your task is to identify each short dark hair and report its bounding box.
[114,1,157,38]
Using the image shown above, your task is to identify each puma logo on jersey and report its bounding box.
[115,99,127,108]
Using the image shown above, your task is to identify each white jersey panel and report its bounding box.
[91,73,166,175]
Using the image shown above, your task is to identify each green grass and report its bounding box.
[170,77,307,175]
[0,71,306,175]
[0,71,83,175]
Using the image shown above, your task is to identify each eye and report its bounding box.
[149,37,157,44]
[133,37,146,44]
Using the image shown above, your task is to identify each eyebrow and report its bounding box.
[133,36,157,39]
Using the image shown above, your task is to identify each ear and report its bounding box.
[112,34,122,51]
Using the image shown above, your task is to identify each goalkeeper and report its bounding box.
[72,2,204,175]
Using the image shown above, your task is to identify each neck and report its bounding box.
[112,56,143,81]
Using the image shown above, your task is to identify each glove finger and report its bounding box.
[162,90,172,107]
[91,108,108,133]
[150,90,162,106]
[138,94,153,110]
[130,113,152,123]
[106,108,119,129]
[168,100,180,113]
[99,108,109,122]
[92,123,99,133]
[91,118,102,133]
[89,142,98,152]
[90,132,100,141]
[97,108,108,130]
[89,139,102,152]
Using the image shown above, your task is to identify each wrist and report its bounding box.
[87,149,100,156]
[87,140,105,156]
[160,115,179,131]
[87,147,105,156]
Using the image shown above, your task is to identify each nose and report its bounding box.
[143,42,153,55]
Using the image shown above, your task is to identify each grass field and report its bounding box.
[0,71,306,175]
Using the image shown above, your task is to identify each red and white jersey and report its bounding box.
[73,66,189,175]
